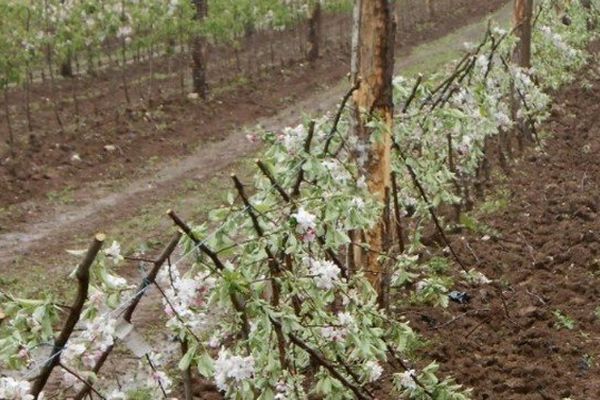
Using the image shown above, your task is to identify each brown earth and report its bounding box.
[405,47,600,399]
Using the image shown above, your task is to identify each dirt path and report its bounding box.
[406,50,600,399]
[0,3,513,282]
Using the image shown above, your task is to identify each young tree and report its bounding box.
[350,0,395,296]
[191,0,208,98]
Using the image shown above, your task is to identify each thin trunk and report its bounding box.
[25,67,33,133]
[71,76,80,127]
[3,88,15,159]
[24,8,33,133]
[60,54,74,78]
[191,0,208,98]
[44,0,64,131]
[148,43,155,108]
[307,2,322,63]
[121,39,131,106]
[351,0,396,297]
[46,51,64,131]
[178,32,186,97]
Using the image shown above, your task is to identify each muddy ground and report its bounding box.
[405,48,600,399]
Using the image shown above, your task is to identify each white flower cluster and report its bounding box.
[539,25,578,59]
[399,369,417,389]
[322,159,351,184]
[214,348,255,392]
[158,266,217,335]
[104,241,124,264]
[320,312,355,342]
[307,258,341,290]
[280,124,307,154]
[365,360,384,382]
[274,380,293,399]
[292,207,317,242]
[0,377,35,400]
[60,317,118,389]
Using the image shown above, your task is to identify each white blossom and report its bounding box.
[415,280,427,292]
[337,312,354,327]
[105,273,127,289]
[320,326,346,342]
[0,377,35,400]
[104,241,123,264]
[107,389,127,400]
[274,380,291,399]
[292,208,317,242]
[280,124,306,154]
[62,342,86,363]
[214,349,255,391]
[148,371,173,393]
[365,361,383,382]
[350,197,365,210]
[322,159,350,183]
[308,259,341,290]
[399,369,417,389]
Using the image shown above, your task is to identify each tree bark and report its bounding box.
[307,2,322,63]
[191,0,208,98]
[350,0,396,295]
[512,0,533,68]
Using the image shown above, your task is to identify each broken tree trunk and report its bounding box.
[350,0,396,296]
[512,0,533,68]
[191,0,208,98]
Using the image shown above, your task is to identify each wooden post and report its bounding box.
[350,0,396,295]
[191,0,208,98]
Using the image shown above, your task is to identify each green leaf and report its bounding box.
[178,342,198,371]
[197,352,214,378]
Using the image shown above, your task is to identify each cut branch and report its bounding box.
[30,234,104,399]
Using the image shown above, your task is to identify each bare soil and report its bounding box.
[404,47,600,399]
